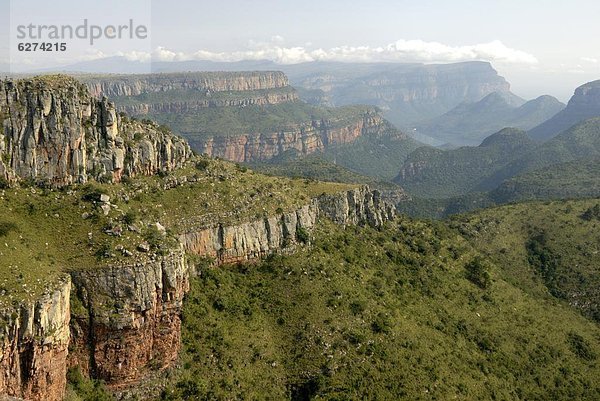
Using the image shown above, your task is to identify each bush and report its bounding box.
[66,367,114,401]
[0,221,17,237]
[568,332,596,361]
[296,227,310,244]
[465,256,491,289]
[195,159,210,171]
[581,204,600,221]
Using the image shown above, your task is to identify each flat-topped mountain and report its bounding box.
[80,72,413,164]
[415,92,564,146]
[529,80,600,141]
[285,61,512,128]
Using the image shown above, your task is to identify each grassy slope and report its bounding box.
[127,101,375,139]
[0,158,355,307]
[321,132,422,181]
[491,158,600,203]
[160,218,600,401]
[248,153,400,189]
[452,199,600,322]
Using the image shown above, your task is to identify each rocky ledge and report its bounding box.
[0,76,190,187]
[194,112,384,163]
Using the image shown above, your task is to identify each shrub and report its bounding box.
[465,256,491,289]
[581,204,600,221]
[296,227,310,244]
[568,332,596,361]
[0,221,17,237]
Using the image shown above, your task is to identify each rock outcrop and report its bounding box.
[69,248,188,388]
[0,76,190,187]
[0,184,395,398]
[181,186,395,262]
[286,61,511,128]
[194,112,384,163]
[0,277,71,401]
[82,71,292,98]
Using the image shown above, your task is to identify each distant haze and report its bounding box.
[3,0,600,101]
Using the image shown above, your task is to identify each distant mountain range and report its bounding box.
[26,58,515,135]
[414,92,565,146]
[396,117,600,201]
[528,80,600,141]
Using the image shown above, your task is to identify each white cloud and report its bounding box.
[54,38,540,66]
[581,57,598,64]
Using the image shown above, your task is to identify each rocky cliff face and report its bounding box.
[82,71,292,98]
[528,80,600,141]
[0,277,71,401]
[195,113,384,163]
[0,184,395,398]
[181,187,395,262]
[0,76,190,187]
[69,248,188,388]
[116,89,299,116]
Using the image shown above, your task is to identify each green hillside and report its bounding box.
[321,129,422,181]
[159,215,600,400]
[395,128,536,198]
[452,199,600,322]
[491,158,600,203]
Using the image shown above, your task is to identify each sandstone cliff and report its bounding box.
[285,61,511,128]
[69,248,188,388]
[0,76,190,187]
[82,71,292,98]
[0,277,71,401]
[181,186,395,262]
[194,112,385,163]
[0,184,395,399]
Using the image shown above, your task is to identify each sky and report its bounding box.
[2,0,600,101]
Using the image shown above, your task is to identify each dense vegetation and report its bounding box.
[321,130,421,181]
[248,152,399,189]
[0,157,353,306]
[158,216,600,400]
[452,199,600,322]
[395,128,536,198]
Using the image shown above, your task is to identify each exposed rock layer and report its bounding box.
[82,71,291,98]
[0,277,71,401]
[528,80,600,141]
[194,113,385,163]
[0,76,190,186]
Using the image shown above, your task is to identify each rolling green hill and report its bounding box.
[394,128,536,198]
[160,214,600,400]
[452,199,600,323]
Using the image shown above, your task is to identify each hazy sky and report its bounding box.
[3,0,600,100]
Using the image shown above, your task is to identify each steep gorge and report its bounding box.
[0,74,397,401]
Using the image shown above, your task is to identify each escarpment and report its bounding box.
[0,74,399,400]
[0,76,190,187]
[181,186,395,262]
[68,248,189,388]
[0,277,71,401]
[194,112,385,163]
[82,71,292,98]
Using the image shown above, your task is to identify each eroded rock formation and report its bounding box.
[194,113,384,163]
[82,71,292,98]
[0,76,190,186]
[0,277,71,401]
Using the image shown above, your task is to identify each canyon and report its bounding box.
[0,76,397,400]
